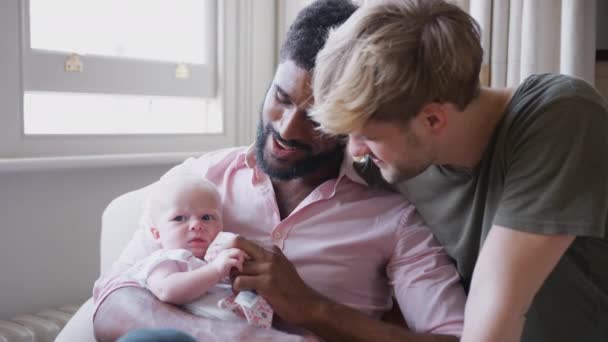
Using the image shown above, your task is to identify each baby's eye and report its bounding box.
[201,214,214,221]
[172,215,187,222]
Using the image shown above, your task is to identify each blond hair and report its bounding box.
[139,175,221,230]
[310,0,482,135]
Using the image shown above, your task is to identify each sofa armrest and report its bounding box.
[54,298,95,342]
[100,186,150,274]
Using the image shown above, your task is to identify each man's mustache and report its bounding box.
[268,126,313,151]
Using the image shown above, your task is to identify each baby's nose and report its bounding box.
[189,220,204,231]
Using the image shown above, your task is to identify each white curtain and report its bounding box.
[456,0,597,87]
[279,0,597,87]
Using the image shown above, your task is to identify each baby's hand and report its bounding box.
[205,232,239,262]
[210,248,246,278]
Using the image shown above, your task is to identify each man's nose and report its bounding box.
[278,108,308,142]
[348,136,370,159]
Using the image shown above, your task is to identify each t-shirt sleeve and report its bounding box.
[387,205,465,336]
[494,91,608,239]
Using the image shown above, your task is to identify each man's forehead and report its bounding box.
[274,60,312,91]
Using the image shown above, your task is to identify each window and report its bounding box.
[24,92,220,135]
[0,0,276,158]
[23,0,217,136]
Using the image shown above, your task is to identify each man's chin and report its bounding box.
[258,152,302,181]
[380,168,402,184]
[380,167,420,184]
[264,160,294,176]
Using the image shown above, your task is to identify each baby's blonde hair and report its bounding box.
[139,174,221,230]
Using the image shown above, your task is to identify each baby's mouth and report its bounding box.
[188,238,208,247]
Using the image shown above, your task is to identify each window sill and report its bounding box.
[0,152,202,173]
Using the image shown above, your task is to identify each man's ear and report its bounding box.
[419,103,448,134]
[150,227,160,240]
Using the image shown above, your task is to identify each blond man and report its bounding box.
[311,1,608,341]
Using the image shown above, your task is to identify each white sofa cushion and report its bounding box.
[100,186,149,273]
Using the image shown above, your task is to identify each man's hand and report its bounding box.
[232,237,325,325]
[231,237,457,342]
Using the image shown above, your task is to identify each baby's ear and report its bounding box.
[149,227,160,240]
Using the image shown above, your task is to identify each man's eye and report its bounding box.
[172,215,186,222]
[306,115,320,128]
[275,90,291,105]
[201,214,214,221]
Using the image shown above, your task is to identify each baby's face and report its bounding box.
[151,184,222,258]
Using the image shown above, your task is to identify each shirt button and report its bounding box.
[273,231,282,240]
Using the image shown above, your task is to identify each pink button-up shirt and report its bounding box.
[93,146,465,335]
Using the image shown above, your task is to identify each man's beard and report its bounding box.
[255,121,344,181]
[382,129,432,184]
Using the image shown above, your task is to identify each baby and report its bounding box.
[125,175,273,328]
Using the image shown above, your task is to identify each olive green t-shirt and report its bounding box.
[370,74,608,341]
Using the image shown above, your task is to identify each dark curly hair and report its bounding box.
[279,0,357,71]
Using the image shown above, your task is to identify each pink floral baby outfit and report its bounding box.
[127,232,273,328]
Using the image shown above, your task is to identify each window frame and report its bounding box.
[0,0,276,158]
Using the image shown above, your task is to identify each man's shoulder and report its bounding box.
[512,73,607,114]
[194,146,249,166]
[341,158,419,222]
[501,74,608,146]
[341,178,415,220]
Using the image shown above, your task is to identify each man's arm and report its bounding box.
[233,237,458,342]
[461,225,575,342]
[388,209,465,335]
[94,286,306,342]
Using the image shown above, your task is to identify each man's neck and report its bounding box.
[271,159,342,219]
[442,87,514,169]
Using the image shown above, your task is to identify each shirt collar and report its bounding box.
[244,144,257,169]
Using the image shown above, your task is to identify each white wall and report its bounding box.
[0,163,175,319]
